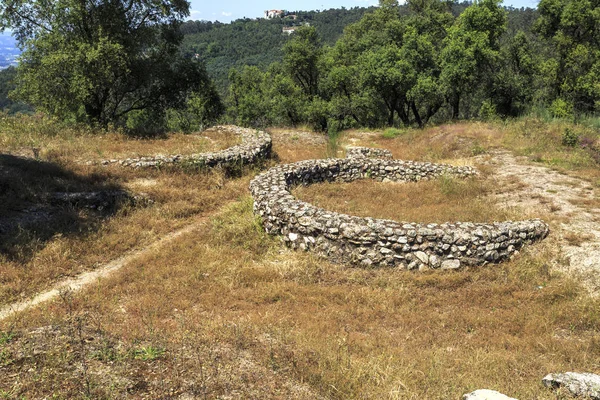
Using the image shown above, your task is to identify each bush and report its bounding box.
[562,128,579,147]
[549,98,574,119]
[167,90,224,133]
[125,109,167,137]
[479,100,498,121]
[303,98,329,132]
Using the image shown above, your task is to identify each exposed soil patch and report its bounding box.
[482,150,600,292]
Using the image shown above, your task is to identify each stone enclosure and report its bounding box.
[99,125,272,169]
[250,148,550,270]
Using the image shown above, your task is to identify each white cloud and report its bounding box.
[186,9,201,20]
[221,11,232,17]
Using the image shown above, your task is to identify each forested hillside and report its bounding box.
[180,7,377,94]
[226,0,598,131]
[180,3,539,96]
[0,2,544,120]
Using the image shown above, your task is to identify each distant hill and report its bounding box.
[180,3,538,97]
[0,34,20,70]
[180,6,377,95]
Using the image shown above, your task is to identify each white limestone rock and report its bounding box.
[542,372,600,399]
[441,259,461,270]
[462,389,518,400]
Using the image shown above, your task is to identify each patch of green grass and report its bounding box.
[470,142,487,156]
[381,127,403,139]
[210,197,276,256]
[0,331,15,345]
[132,345,165,361]
[327,129,342,158]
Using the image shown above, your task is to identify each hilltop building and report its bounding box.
[264,9,285,18]
[264,9,297,19]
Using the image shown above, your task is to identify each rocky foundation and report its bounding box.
[249,153,549,270]
[100,125,272,169]
[345,146,393,159]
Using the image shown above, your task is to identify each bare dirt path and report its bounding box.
[0,216,212,322]
[483,150,600,292]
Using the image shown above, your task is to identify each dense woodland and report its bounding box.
[180,6,378,93]
[0,0,598,133]
[225,0,554,130]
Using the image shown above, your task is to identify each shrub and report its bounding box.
[479,100,498,121]
[549,98,573,119]
[562,128,579,147]
[580,136,600,164]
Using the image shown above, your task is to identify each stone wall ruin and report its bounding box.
[100,125,272,169]
[250,151,549,270]
[345,146,393,159]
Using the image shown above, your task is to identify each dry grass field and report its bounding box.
[1,116,600,399]
[0,114,240,162]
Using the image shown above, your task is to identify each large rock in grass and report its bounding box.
[463,389,518,400]
[542,372,600,399]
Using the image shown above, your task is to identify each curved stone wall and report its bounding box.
[346,146,393,159]
[101,125,272,169]
[249,156,550,270]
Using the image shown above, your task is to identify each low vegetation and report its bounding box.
[0,113,240,161]
[0,114,599,398]
[293,175,533,224]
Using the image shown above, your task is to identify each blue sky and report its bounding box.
[189,0,539,23]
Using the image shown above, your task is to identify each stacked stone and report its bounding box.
[249,156,549,270]
[346,146,393,159]
[100,125,272,169]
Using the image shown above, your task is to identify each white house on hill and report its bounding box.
[264,9,285,18]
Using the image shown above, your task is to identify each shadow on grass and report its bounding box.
[0,154,130,261]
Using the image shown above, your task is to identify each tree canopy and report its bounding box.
[226,0,594,131]
[0,0,222,129]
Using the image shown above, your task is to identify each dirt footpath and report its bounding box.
[484,150,600,293]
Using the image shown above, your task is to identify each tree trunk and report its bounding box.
[397,103,409,126]
[451,92,460,120]
[85,104,104,128]
[410,101,423,128]
[425,102,442,124]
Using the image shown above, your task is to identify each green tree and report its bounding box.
[0,66,32,114]
[328,0,452,127]
[491,31,537,116]
[228,66,271,127]
[535,0,600,113]
[440,0,506,119]
[283,26,323,97]
[0,0,220,129]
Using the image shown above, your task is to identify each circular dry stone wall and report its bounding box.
[100,125,272,169]
[346,146,393,159]
[249,153,549,270]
